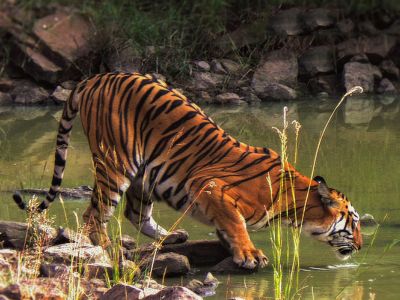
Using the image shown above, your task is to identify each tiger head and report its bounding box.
[303,176,362,260]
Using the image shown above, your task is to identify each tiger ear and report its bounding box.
[314,176,332,206]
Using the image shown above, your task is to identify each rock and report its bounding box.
[192,72,224,90]
[0,92,12,105]
[0,284,21,300]
[120,259,140,278]
[52,227,92,246]
[105,42,142,73]
[197,91,212,103]
[210,59,227,74]
[219,59,241,74]
[358,20,379,35]
[360,213,378,227]
[0,11,13,38]
[336,19,354,36]
[144,253,190,277]
[131,240,230,267]
[101,284,143,300]
[117,234,136,250]
[40,263,70,278]
[17,185,93,200]
[350,54,370,63]
[11,79,49,105]
[60,81,77,90]
[51,86,71,104]
[192,61,210,72]
[85,262,113,280]
[215,93,243,105]
[0,221,56,250]
[298,46,335,77]
[309,74,338,95]
[44,243,109,265]
[337,35,396,63]
[0,258,11,274]
[255,82,297,101]
[186,272,219,297]
[344,96,377,124]
[270,8,304,36]
[33,11,95,69]
[0,249,17,261]
[143,286,202,300]
[252,50,298,93]
[377,78,397,94]
[0,78,15,92]
[210,257,258,275]
[215,19,268,53]
[379,60,399,79]
[343,62,382,93]
[304,8,335,31]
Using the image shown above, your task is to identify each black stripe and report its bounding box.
[162,111,198,134]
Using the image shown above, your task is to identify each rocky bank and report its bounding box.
[0,3,400,106]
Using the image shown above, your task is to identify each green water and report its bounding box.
[0,95,399,299]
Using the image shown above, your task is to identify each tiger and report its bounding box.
[13,72,362,269]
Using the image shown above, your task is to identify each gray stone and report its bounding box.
[337,19,354,36]
[219,59,242,74]
[52,227,92,246]
[118,234,136,250]
[358,20,379,35]
[11,79,49,105]
[0,249,17,261]
[256,83,297,101]
[379,60,399,79]
[299,46,334,77]
[40,263,70,278]
[215,93,243,105]
[0,78,15,92]
[304,8,335,31]
[0,284,21,300]
[337,35,396,63]
[85,262,113,280]
[192,61,210,72]
[60,80,77,90]
[343,62,382,93]
[0,92,12,105]
[186,272,219,297]
[143,286,202,300]
[198,91,212,103]
[350,54,370,63]
[44,243,109,265]
[101,284,143,300]
[270,8,304,36]
[146,252,190,277]
[51,85,71,104]
[360,213,378,227]
[210,59,227,74]
[252,50,298,93]
[377,78,397,94]
[210,257,258,275]
[192,72,224,90]
[309,74,338,95]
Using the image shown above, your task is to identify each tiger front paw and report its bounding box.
[233,247,269,269]
[161,229,189,244]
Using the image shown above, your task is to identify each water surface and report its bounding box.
[0,95,399,299]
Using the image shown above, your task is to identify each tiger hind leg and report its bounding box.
[124,185,188,244]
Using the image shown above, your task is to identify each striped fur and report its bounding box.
[13,73,362,268]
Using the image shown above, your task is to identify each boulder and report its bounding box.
[143,286,202,300]
[33,11,94,69]
[144,252,190,277]
[197,91,212,104]
[336,19,354,36]
[192,61,210,72]
[298,46,335,77]
[303,8,335,31]
[101,284,143,300]
[358,20,379,35]
[43,243,109,265]
[215,93,244,105]
[50,85,71,104]
[10,79,49,105]
[131,240,230,267]
[52,227,92,246]
[0,249,17,261]
[379,60,399,79]
[337,35,396,63]
[192,72,224,90]
[309,74,338,95]
[343,62,382,93]
[210,257,258,275]
[0,78,15,92]
[0,221,56,250]
[185,272,219,297]
[0,284,21,300]
[252,50,298,95]
[117,234,136,250]
[0,92,12,105]
[39,263,70,278]
[17,185,92,200]
[360,213,378,227]
[255,83,297,101]
[85,262,114,280]
[270,8,304,36]
[377,78,397,94]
